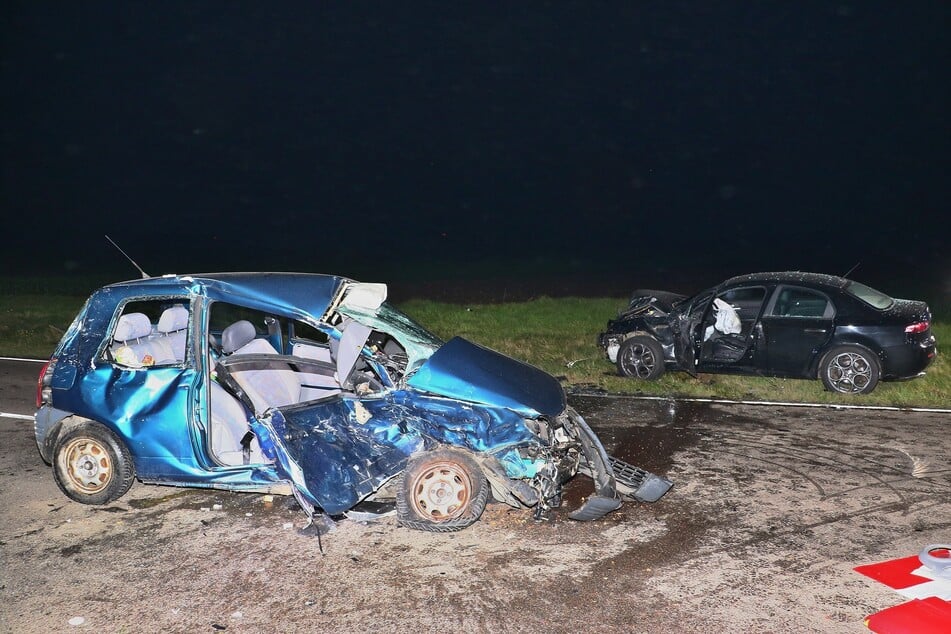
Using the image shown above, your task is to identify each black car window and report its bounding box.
[718,287,767,317]
[770,287,833,319]
[687,290,716,319]
[289,320,329,345]
[844,281,894,310]
[208,302,287,354]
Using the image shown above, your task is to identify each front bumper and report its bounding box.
[563,407,672,521]
[598,332,621,363]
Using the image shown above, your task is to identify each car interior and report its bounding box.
[105,299,408,467]
[108,303,189,367]
[205,303,403,466]
[698,287,767,364]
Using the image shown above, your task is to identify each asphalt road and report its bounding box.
[0,359,948,633]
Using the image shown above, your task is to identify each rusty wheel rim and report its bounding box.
[409,461,472,521]
[62,437,113,493]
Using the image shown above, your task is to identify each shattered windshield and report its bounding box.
[337,302,443,374]
[369,303,443,347]
[844,281,894,310]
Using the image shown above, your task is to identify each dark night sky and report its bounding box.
[1,3,947,292]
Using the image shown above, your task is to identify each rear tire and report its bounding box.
[396,449,489,532]
[52,422,135,505]
[819,345,880,395]
[616,335,665,380]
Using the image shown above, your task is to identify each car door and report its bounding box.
[92,298,202,478]
[696,286,768,374]
[760,285,835,377]
[673,289,715,375]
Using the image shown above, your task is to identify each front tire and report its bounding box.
[396,449,489,532]
[616,335,665,380]
[53,422,135,505]
[819,345,880,394]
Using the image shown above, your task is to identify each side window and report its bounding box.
[209,302,286,355]
[106,299,191,368]
[703,287,765,340]
[289,320,333,364]
[289,320,329,345]
[719,287,767,318]
[771,287,833,319]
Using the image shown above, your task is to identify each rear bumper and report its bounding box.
[883,335,937,380]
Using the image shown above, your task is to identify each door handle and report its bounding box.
[804,328,827,334]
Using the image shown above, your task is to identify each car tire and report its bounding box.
[616,335,665,380]
[396,448,489,533]
[52,422,135,505]
[819,345,880,395]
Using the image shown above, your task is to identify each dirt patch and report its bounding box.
[1,396,948,633]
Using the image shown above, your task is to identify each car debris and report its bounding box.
[36,272,672,532]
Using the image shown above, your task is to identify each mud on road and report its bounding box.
[1,365,948,632]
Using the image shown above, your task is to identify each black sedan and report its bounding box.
[597,272,937,394]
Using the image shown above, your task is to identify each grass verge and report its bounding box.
[2,294,947,408]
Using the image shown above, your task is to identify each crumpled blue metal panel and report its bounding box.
[50,363,285,489]
[197,273,345,325]
[253,391,548,515]
[253,398,417,515]
[56,364,201,472]
[407,337,566,418]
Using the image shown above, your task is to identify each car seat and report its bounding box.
[220,320,302,413]
[157,305,189,362]
[112,312,175,366]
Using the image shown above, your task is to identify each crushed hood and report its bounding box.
[407,337,566,418]
[623,289,687,317]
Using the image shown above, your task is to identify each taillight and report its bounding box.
[36,358,55,408]
[905,321,930,334]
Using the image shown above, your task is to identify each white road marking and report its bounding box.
[0,357,46,362]
[0,412,34,421]
[572,392,951,414]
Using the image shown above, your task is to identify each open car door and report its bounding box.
[249,397,417,516]
[673,290,713,376]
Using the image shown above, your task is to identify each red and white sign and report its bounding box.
[854,547,951,633]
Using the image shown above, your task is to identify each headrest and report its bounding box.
[114,312,152,342]
[221,320,256,354]
[158,305,189,334]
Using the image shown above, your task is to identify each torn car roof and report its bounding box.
[104,273,353,321]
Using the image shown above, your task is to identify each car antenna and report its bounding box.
[841,262,861,279]
[105,234,150,279]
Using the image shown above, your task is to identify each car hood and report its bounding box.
[622,289,687,317]
[406,337,566,418]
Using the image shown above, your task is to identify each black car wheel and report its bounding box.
[819,345,880,395]
[53,422,135,505]
[396,449,489,532]
[617,335,665,380]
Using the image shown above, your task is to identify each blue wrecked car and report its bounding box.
[35,273,671,531]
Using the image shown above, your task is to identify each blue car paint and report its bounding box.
[407,337,566,418]
[253,390,546,515]
[39,274,347,494]
[37,272,664,520]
